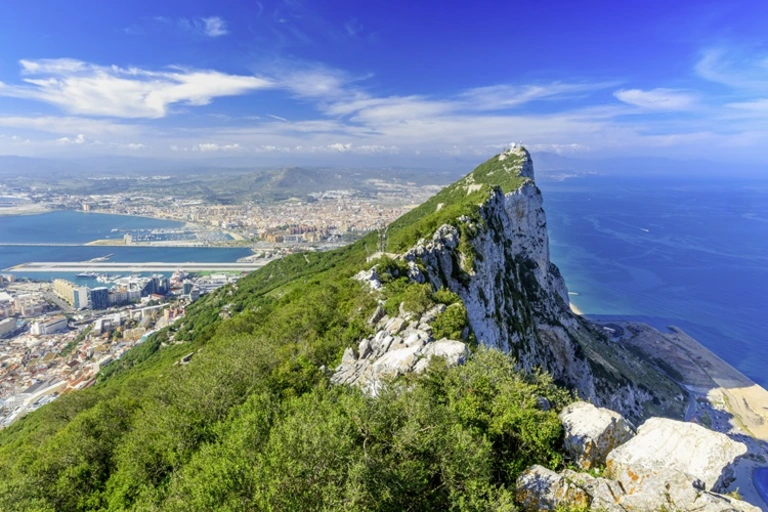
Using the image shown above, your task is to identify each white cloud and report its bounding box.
[613,88,697,110]
[192,142,243,152]
[201,17,228,37]
[55,134,88,145]
[0,59,272,118]
[119,142,146,150]
[327,142,351,152]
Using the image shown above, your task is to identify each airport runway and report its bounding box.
[4,261,269,272]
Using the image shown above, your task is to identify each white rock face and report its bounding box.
[331,305,468,396]
[353,268,382,290]
[559,401,635,470]
[402,148,664,421]
[606,417,748,493]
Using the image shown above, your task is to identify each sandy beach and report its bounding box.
[569,301,583,315]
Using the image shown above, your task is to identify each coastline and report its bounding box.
[597,320,768,509]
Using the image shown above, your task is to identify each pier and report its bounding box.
[4,261,269,273]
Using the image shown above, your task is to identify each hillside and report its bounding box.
[0,147,686,511]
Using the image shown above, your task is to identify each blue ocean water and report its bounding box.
[539,175,768,388]
[0,211,252,281]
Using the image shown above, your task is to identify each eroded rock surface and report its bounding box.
[518,407,758,511]
[559,401,635,470]
[331,305,468,395]
[606,417,748,493]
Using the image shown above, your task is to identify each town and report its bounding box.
[0,269,241,426]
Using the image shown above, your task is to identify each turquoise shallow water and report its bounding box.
[539,175,768,388]
[0,211,252,281]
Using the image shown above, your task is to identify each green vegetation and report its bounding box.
[386,150,528,253]
[0,149,576,511]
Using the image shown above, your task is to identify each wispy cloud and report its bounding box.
[613,88,698,110]
[178,16,229,38]
[695,47,768,90]
[461,82,615,110]
[0,59,273,118]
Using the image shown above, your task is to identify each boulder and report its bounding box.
[516,465,590,511]
[353,268,381,290]
[606,417,747,493]
[559,469,625,511]
[520,465,760,512]
[559,401,635,469]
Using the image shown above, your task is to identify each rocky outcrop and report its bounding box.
[517,464,760,512]
[516,465,591,511]
[559,401,635,470]
[331,305,468,395]
[400,146,683,422]
[517,404,758,511]
[606,417,748,493]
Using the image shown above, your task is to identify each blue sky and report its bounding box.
[0,0,767,166]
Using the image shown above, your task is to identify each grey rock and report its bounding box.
[606,417,747,493]
[559,401,635,470]
[331,317,468,396]
[407,261,425,283]
[367,305,385,326]
[559,469,625,512]
[353,269,382,291]
[358,338,372,359]
[536,397,551,411]
[516,465,590,511]
[386,317,406,335]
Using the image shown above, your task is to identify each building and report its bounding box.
[73,287,90,309]
[89,287,109,310]
[30,315,68,336]
[14,294,45,317]
[0,292,13,318]
[0,317,16,338]
[53,279,77,305]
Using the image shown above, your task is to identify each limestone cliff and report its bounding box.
[388,146,683,422]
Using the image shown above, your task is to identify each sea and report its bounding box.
[539,174,768,389]
[0,211,252,284]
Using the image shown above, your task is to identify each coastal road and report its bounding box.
[5,261,270,273]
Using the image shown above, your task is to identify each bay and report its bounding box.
[0,211,252,281]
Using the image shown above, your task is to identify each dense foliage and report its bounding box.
[0,149,579,511]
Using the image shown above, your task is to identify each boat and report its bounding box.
[76,272,98,278]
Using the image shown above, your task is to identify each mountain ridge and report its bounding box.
[0,147,692,510]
